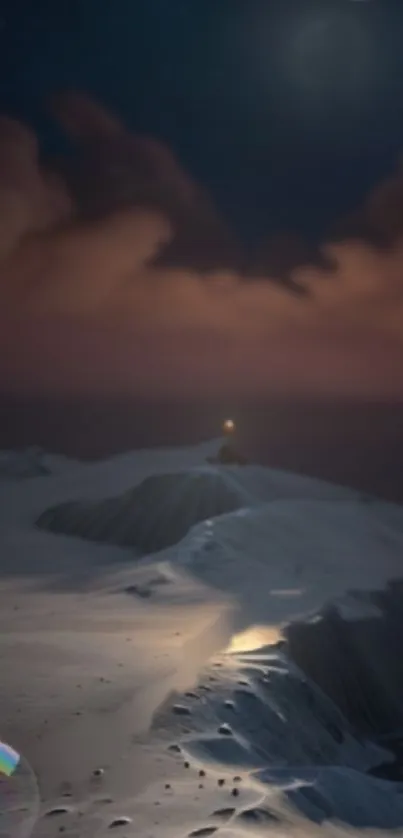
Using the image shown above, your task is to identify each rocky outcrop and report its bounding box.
[285,581,403,738]
[36,466,246,553]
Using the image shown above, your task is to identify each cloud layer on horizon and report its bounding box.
[0,92,403,399]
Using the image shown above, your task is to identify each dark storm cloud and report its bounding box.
[332,156,403,247]
[0,93,403,398]
[51,92,240,273]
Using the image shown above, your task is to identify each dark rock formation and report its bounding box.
[207,444,247,466]
[286,581,403,738]
[36,467,245,553]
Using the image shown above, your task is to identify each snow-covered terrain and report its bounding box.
[0,447,78,480]
[2,437,403,837]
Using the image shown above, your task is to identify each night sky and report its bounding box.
[2,0,403,240]
[1,0,403,408]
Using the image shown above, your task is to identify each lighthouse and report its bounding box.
[207,418,246,465]
[222,418,236,437]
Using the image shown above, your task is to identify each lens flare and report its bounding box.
[0,743,39,838]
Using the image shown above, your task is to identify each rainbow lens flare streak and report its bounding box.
[0,742,20,777]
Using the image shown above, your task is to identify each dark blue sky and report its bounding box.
[1,0,403,242]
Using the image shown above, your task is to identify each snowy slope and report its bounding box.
[35,468,249,552]
[170,498,403,630]
[34,461,358,554]
[1,438,403,838]
[0,447,81,480]
[0,447,52,479]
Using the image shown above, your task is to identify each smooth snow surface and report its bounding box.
[1,437,403,838]
[0,447,51,479]
[0,446,82,481]
[172,498,403,632]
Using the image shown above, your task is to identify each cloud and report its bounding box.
[332,156,403,247]
[0,115,71,262]
[51,91,240,272]
[0,94,403,399]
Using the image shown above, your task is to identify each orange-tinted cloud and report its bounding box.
[0,94,403,399]
[0,115,71,262]
[332,155,403,246]
[52,91,240,271]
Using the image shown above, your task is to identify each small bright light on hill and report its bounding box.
[223,419,236,434]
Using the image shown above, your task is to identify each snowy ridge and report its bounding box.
[146,645,401,834]
[0,447,59,479]
[35,467,249,553]
[171,498,403,631]
[34,462,358,555]
[1,438,403,837]
[34,451,360,555]
[0,446,84,480]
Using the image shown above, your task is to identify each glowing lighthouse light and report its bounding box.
[222,418,236,435]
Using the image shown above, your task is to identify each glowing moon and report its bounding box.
[283,8,374,99]
[222,418,236,434]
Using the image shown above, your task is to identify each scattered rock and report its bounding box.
[184,761,190,769]
[218,778,225,787]
[218,724,233,736]
[233,776,242,783]
[45,808,70,817]
[188,828,217,837]
[239,807,279,823]
[173,704,191,716]
[231,788,240,797]
[212,808,235,818]
[168,743,181,753]
[108,816,132,828]
[92,768,104,777]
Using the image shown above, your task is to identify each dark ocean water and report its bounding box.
[1,396,403,501]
